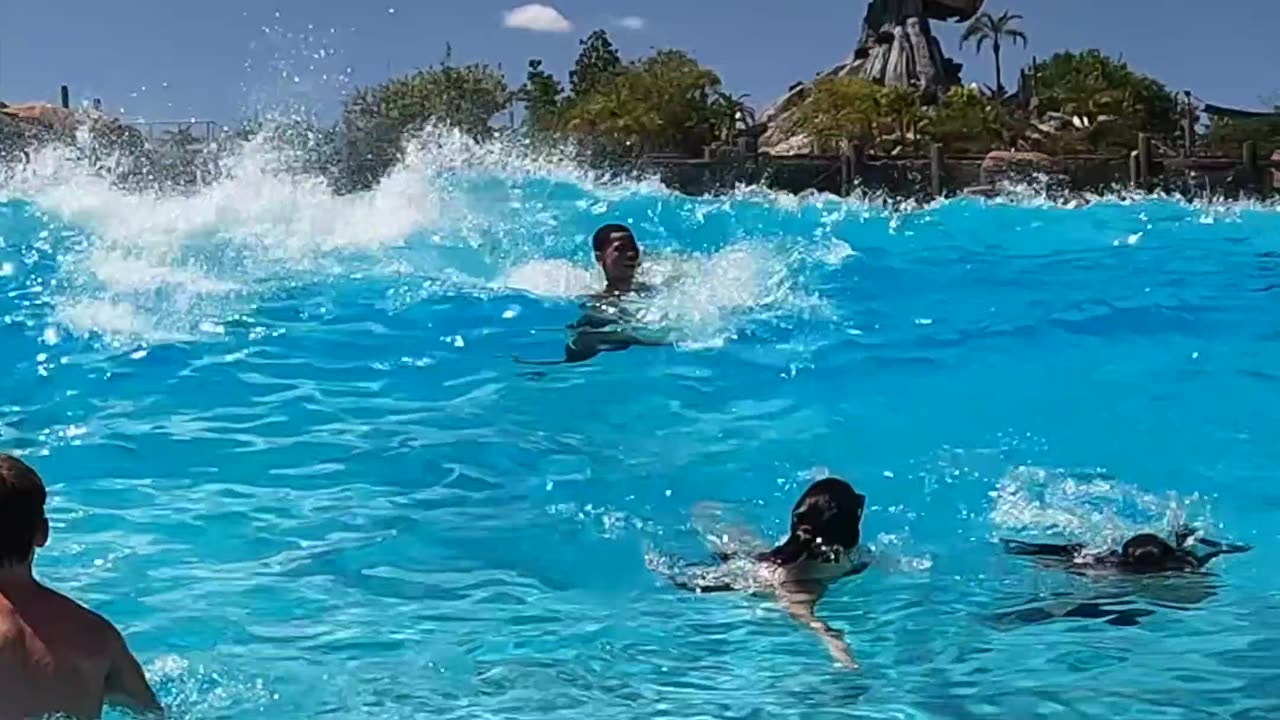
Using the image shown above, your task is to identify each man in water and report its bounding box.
[516,223,667,365]
[592,222,646,298]
[0,453,164,720]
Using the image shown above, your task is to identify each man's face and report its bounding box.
[597,231,639,282]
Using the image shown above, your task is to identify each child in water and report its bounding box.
[660,477,871,668]
[1001,526,1252,575]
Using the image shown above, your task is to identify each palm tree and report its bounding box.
[709,91,756,144]
[960,11,1028,98]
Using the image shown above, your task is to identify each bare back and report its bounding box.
[0,581,159,720]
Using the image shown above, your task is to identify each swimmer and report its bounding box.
[515,223,667,366]
[663,477,871,669]
[1000,527,1252,575]
[0,454,164,720]
[994,528,1250,628]
[590,222,648,298]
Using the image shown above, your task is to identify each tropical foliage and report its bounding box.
[1205,115,1280,157]
[517,59,564,133]
[1032,49,1179,149]
[926,85,1011,152]
[790,77,885,150]
[339,47,512,187]
[207,25,1258,194]
[517,31,744,157]
[568,30,624,100]
[792,78,1009,154]
[559,49,726,155]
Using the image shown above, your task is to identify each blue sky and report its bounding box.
[1,0,1276,125]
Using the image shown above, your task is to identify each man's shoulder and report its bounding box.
[37,585,124,646]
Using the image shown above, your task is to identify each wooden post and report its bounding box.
[1243,141,1259,193]
[839,143,852,195]
[1138,133,1152,187]
[1183,90,1195,157]
[1129,150,1140,188]
[59,85,70,109]
[929,143,943,198]
[844,141,863,196]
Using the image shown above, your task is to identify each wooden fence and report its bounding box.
[635,140,1279,200]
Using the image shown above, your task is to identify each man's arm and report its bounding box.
[104,626,164,718]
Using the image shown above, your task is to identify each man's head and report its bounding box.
[0,454,48,568]
[592,223,640,289]
[1119,533,1195,573]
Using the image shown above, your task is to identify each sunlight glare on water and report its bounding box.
[2,125,1280,720]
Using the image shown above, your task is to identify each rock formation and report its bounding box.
[759,0,984,154]
[0,102,146,160]
[849,0,982,90]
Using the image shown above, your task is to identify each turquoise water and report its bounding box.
[3,134,1280,719]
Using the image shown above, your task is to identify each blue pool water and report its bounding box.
[2,134,1280,719]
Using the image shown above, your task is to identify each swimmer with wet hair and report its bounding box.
[591,223,645,297]
[662,477,871,668]
[995,528,1251,628]
[515,222,667,366]
[1001,527,1251,575]
[0,453,164,719]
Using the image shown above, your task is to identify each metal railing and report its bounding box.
[127,120,223,147]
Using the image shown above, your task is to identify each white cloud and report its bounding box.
[502,4,573,33]
[614,16,647,31]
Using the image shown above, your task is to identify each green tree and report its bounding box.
[569,30,623,100]
[1205,116,1280,157]
[925,85,1010,153]
[790,76,884,151]
[960,11,1027,98]
[340,49,512,188]
[518,58,564,132]
[879,86,924,151]
[1033,49,1178,150]
[709,91,756,145]
[561,49,724,156]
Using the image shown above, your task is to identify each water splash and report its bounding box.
[0,124,856,351]
[989,464,1213,549]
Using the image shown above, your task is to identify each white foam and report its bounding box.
[55,299,180,343]
[500,259,596,298]
[13,137,439,258]
[2,122,831,346]
[636,243,827,348]
[89,253,239,294]
[495,241,827,350]
[989,464,1211,547]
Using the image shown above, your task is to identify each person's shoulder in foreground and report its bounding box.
[0,453,164,720]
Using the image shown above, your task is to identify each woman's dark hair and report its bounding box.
[759,477,865,566]
[592,223,634,254]
[0,454,47,566]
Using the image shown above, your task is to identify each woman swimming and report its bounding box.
[661,477,871,668]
